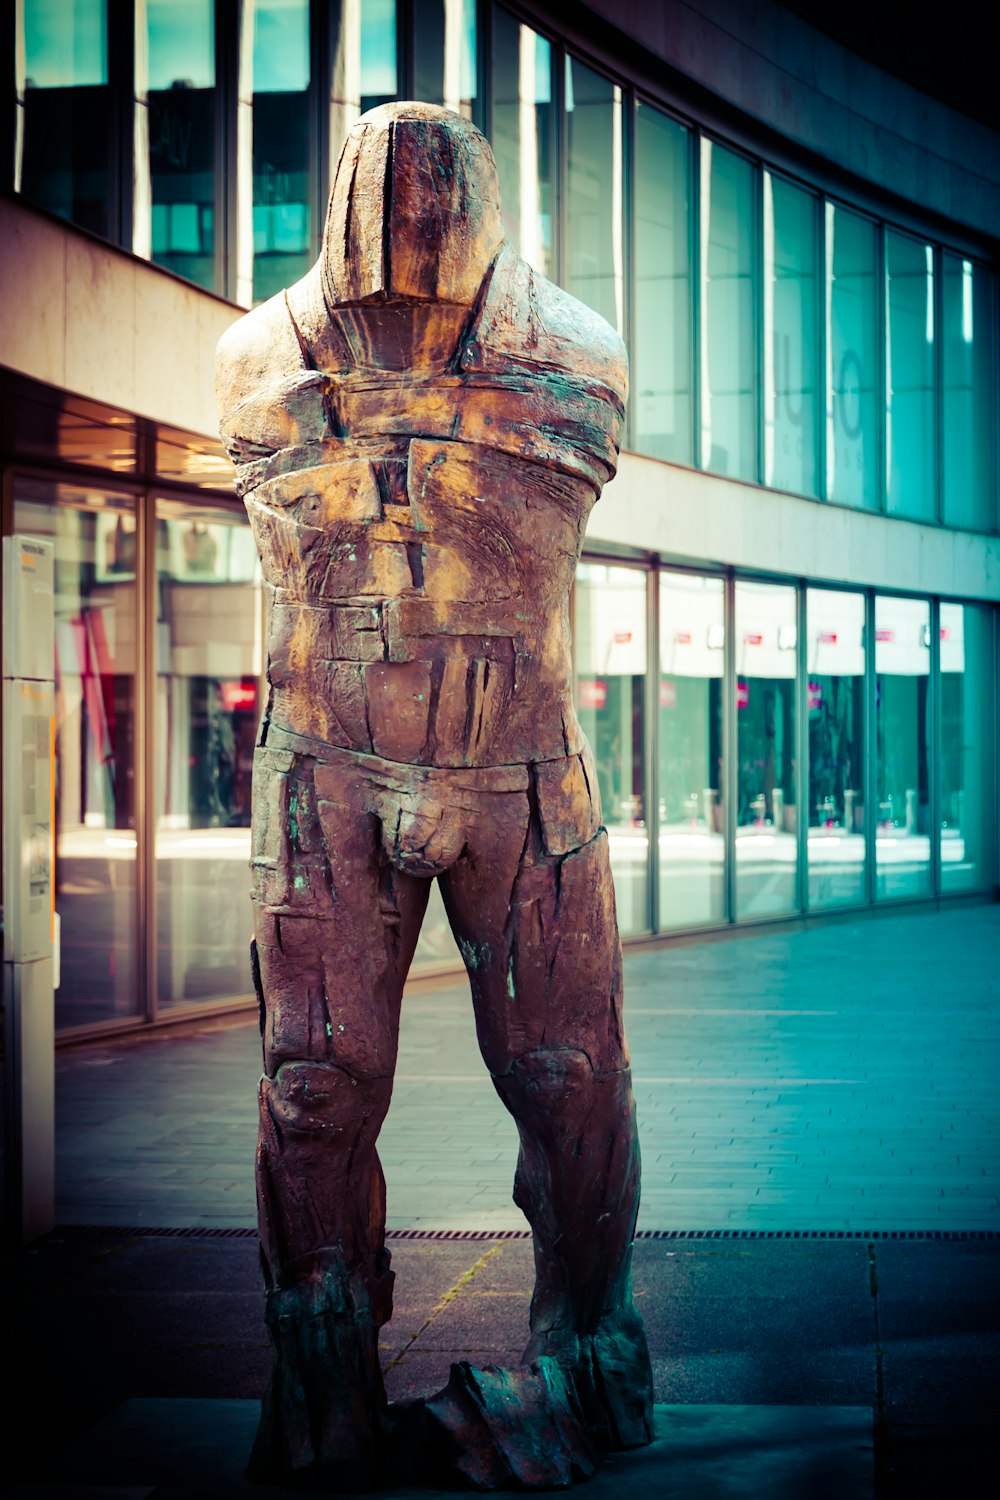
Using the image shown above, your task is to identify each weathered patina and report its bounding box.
[216,101,653,1491]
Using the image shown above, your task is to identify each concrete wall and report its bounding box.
[575,0,1000,241]
[0,197,242,440]
[592,453,1000,602]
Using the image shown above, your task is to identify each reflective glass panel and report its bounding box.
[764,173,818,496]
[825,204,878,509]
[806,589,866,909]
[875,596,931,900]
[700,141,756,480]
[940,603,996,893]
[414,0,477,118]
[634,103,692,464]
[658,574,725,929]
[18,0,112,237]
[575,564,649,934]
[565,56,623,332]
[886,232,935,521]
[360,0,397,113]
[735,581,798,918]
[13,478,139,1028]
[492,6,553,277]
[144,0,217,289]
[943,257,996,531]
[252,0,311,303]
[155,500,262,1008]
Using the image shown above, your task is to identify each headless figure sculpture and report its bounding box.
[216,103,653,1491]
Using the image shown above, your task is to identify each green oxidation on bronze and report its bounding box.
[216,101,651,1493]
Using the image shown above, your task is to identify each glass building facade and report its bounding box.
[3,0,997,1037]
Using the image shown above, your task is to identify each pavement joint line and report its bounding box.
[382,1242,506,1373]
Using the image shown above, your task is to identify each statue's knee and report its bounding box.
[261,1060,391,1135]
[494,1046,596,1129]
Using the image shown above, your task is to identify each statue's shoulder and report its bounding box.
[468,246,628,407]
[215,285,308,419]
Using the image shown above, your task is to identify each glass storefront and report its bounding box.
[574,564,649,934]
[943,256,996,532]
[875,595,931,901]
[735,580,798,917]
[886,232,935,522]
[826,204,878,511]
[940,602,996,894]
[12,477,140,1029]
[764,173,818,497]
[658,573,725,929]
[701,141,756,481]
[154,500,262,1009]
[806,588,866,909]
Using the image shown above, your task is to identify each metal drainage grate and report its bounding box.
[49,1224,999,1243]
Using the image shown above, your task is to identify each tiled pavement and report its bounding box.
[55,902,1000,1233]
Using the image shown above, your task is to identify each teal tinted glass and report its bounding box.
[875,596,931,900]
[764,173,818,496]
[634,102,692,464]
[700,141,756,481]
[943,257,996,531]
[360,0,397,111]
[492,6,553,277]
[825,204,878,509]
[940,603,996,893]
[886,232,935,521]
[413,0,477,118]
[806,589,866,910]
[565,55,624,332]
[252,0,312,303]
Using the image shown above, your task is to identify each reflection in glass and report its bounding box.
[360,0,397,112]
[875,596,930,900]
[565,56,623,332]
[700,142,756,480]
[155,501,262,1008]
[634,103,692,464]
[806,589,866,909]
[826,204,877,509]
[886,232,935,521]
[943,257,996,531]
[940,603,995,893]
[142,0,217,289]
[574,564,649,934]
[17,0,112,236]
[13,478,139,1028]
[414,0,477,118]
[492,7,553,277]
[735,581,798,917]
[252,0,311,303]
[658,574,725,928]
[764,173,818,495]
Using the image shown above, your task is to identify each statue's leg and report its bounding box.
[439,793,654,1456]
[247,748,429,1489]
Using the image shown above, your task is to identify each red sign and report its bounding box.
[221,680,258,713]
[578,679,607,711]
[613,630,632,645]
[736,681,750,710]
[660,679,677,709]
[875,628,894,642]
[940,627,949,640]
[673,632,691,645]
[745,633,763,646]
[818,631,838,645]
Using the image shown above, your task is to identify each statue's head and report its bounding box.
[321,102,506,309]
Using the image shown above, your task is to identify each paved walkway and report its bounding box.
[56,903,1000,1232]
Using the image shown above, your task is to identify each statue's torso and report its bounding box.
[219,248,627,770]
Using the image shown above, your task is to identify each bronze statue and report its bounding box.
[216,102,653,1491]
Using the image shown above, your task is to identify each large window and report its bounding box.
[16,0,113,238]
[943,257,996,531]
[12,477,140,1029]
[875,596,931,901]
[764,173,818,496]
[492,7,554,278]
[414,0,477,117]
[940,603,996,893]
[574,564,648,934]
[735,580,798,917]
[251,0,311,303]
[658,573,725,929]
[886,232,935,522]
[826,204,878,510]
[806,589,866,909]
[633,103,693,464]
[565,55,624,333]
[701,141,756,481]
[154,500,262,1009]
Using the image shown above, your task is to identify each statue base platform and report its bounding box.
[10,1399,873,1498]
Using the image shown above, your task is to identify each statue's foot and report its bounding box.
[422,1357,599,1490]
[247,1268,389,1491]
[522,1305,655,1452]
